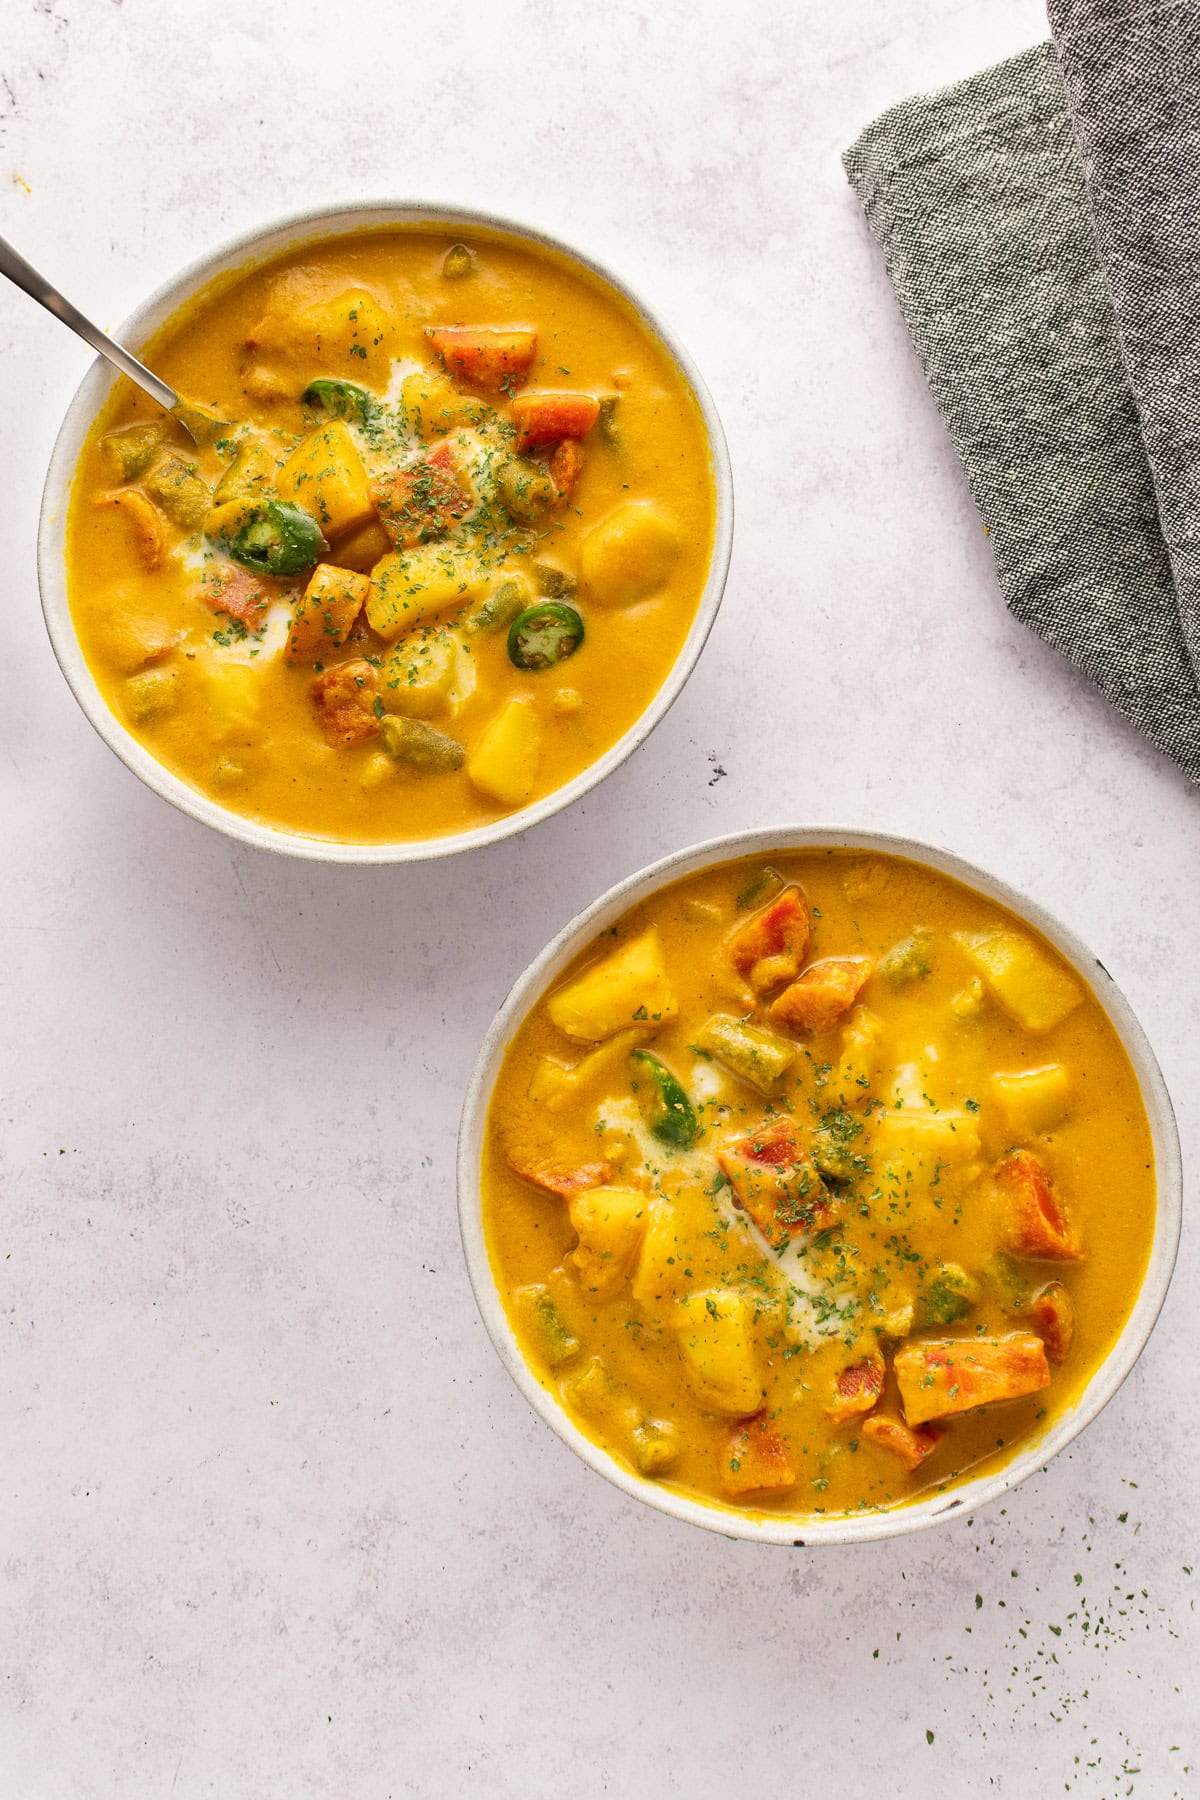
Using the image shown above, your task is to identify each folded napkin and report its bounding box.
[844,11,1200,783]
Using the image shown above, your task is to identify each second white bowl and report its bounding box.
[457,825,1182,1545]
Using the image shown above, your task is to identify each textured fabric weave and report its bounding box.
[1050,0,1200,690]
[844,42,1200,783]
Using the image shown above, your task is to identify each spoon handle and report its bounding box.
[0,232,178,412]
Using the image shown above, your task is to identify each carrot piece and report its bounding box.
[861,1412,943,1472]
[768,958,873,1033]
[717,1116,838,1249]
[1028,1281,1074,1363]
[721,1412,797,1496]
[203,565,282,627]
[827,1351,885,1422]
[511,392,600,452]
[310,658,380,747]
[549,437,586,501]
[425,326,537,391]
[995,1149,1081,1261]
[728,886,812,990]
[506,1153,613,1199]
[894,1332,1050,1426]
[94,488,164,570]
[372,441,473,548]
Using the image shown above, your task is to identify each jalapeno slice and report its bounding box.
[302,378,375,424]
[507,602,585,671]
[227,501,325,578]
[631,1050,700,1152]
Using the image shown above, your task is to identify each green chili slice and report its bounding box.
[225,501,324,577]
[631,1050,700,1152]
[507,602,585,671]
[302,378,375,424]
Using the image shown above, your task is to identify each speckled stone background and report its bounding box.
[1,2,1196,1796]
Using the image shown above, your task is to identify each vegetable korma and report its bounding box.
[481,851,1156,1522]
[66,227,716,844]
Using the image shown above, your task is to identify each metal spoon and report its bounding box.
[0,231,220,443]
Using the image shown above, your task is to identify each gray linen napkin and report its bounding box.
[1050,0,1200,690]
[844,40,1200,784]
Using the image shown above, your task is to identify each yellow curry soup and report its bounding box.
[480,850,1156,1523]
[67,226,717,844]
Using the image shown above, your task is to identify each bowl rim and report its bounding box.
[456,824,1184,1546]
[36,198,734,864]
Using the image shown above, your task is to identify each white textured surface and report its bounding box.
[1,2,1196,1795]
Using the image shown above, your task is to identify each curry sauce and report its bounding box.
[66,225,717,845]
[481,850,1156,1522]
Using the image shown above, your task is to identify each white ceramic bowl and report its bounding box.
[37,201,734,863]
[457,825,1183,1545]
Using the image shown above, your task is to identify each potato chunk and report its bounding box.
[561,1357,627,1429]
[366,546,483,638]
[954,929,1082,1033]
[673,1290,763,1415]
[99,583,180,673]
[380,630,458,718]
[286,563,369,664]
[722,1413,797,1496]
[833,1003,883,1095]
[568,1185,648,1296]
[769,958,873,1034]
[579,502,681,605]
[245,285,393,382]
[400,369,482,437]
[727,885,811,990]
[123,665,179,723]
[991,1065,1070,1135]
[717,1116,838,1250]
[547,928,677,1042]
[894,1332,1050,1426]
[333,517,393,574]
[94,488,164,569]
[525,1030,647,1115]
[994,1149,1081,1260]
[276,421,375,541]
[198,660,260,741]
[631,1199,689,1305]
[466,697,541,806]
[872,1110,982,1182]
